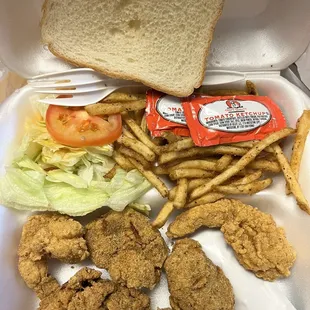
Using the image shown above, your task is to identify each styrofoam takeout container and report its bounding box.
[1,0,310,309]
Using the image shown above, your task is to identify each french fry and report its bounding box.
[160,138,194,152]
[153,166,170,175]
[140,114,148,134]
[230,141,274,153]
[224,165,257,176]
[246,80,258,95]
[169,178,211,200]
[169,169,215,180]
[159,157,230,178]
[152,137,166,146]
[104,164,117,179]
[122,126,136,139]
[168,157,219,167]
[249,159,281,173]
[170,159,218,171]
[112,151,134,171]
[187,176,270,208]
[152,201,174,228]
[118,145,151,168]
[159,146,249,165]
[122,113,161,154]
[173,179,188,209]
[234,168,257,176]
[85,99,146,115]
[287,110,310,194]
[161,131,183,143]
[128,158,168,198]
[168,188,177,201]
[117,135,156,162]
[215,178,273,195]
[207,89,248,96]
[188,178,212,191]
[187,192,225,208]
[133,109,145,126]
[189,128,295,200]
[216,155,233,171]
[273,144,310,214]
[230,158,281,173]
[232,170,262,185]
[197,80,258,96]
[102,92,146,102]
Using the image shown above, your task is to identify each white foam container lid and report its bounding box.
[1,0,310,76]
[1,1,310,310]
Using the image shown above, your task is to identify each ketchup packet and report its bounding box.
[146,90,190,137]
[151,128,191,137]
[182,95,286,147]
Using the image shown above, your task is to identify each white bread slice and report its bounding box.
[41,0,224,97]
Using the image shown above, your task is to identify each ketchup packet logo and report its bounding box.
[226,99,244,111]
[182,95,286,147]
[146,90,190,137]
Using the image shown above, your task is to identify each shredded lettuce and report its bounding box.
[0,99,152,215]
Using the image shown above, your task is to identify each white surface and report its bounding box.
[296,43,310,89]
[1,0,310,78]
[1,74,310,309]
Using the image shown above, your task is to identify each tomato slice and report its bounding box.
[46,105,122,147]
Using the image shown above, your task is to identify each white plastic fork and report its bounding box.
[27,68,141,106]
[27,68,247,106]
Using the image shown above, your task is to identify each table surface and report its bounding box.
[0,72,26,103]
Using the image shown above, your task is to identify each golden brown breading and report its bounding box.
[105,285,151,310]
[38,268,115,310]
[18,213,89,299]
[164,239,235,310]
[167,199,296,281]
[38,268,151,310]
[85,208,168,289]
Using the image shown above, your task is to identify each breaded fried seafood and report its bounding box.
[167,199,296,281]
[164,238,234,310]
[38,267,151,310]
[85,208,168,289]
[18,213,89,298]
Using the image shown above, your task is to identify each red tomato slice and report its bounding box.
[46,105,122,147]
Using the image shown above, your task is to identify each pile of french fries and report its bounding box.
[86,85,310,228]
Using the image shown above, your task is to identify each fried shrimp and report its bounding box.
[167,199,296,281]
[38,267,151,310]
[18,213,89,299]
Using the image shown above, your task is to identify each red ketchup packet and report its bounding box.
[182,95,287,147]
[146,90,190,137]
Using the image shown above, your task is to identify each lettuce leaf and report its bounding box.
[0,168,49,209]
[93,169,151,212]
[46,170,88,188]
[0,167,151,216]
[0,100,152,215]
[15,155,46,174]
[128,202,151,216]
[44,182,109,216]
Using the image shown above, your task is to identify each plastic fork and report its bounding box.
[27,68,140,106]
